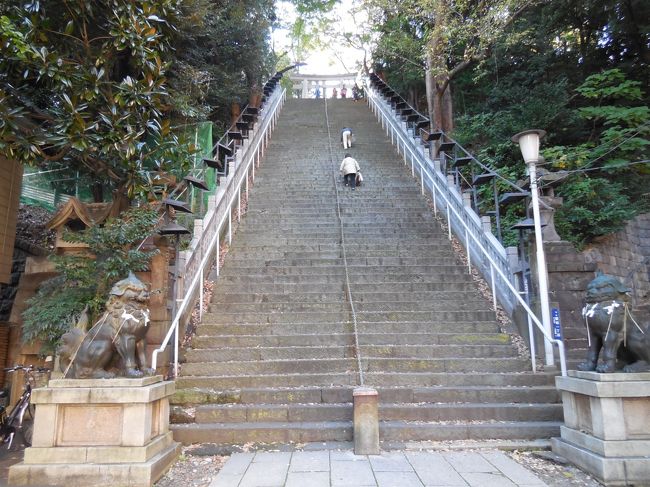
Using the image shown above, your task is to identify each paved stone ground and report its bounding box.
[0,441,603,487]
[155,442,604,487]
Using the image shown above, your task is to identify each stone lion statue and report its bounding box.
[579,271,649,373]
[58,273,154,379]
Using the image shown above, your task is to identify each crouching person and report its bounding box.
[340,153,361,190]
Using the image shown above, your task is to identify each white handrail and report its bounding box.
[367,86,567,376]
[151,87,287,376]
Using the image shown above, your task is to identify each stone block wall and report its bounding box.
[538,213,650,361]
[583,213,650,310]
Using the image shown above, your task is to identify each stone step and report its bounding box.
[171,385,559,407]
[213,273,474,285]
[208,300,492,313]
[379,421,562,442]
[171,421,353,445]
[192,332,511,348]
[175,371,554,390]
[170,420,561,445]
[183,344,517,362]
[229,242,453,251]
[180,357,528,376]
[218,265,469,276]
[222,256,461,267]
[210,281,479,294]
[194,321,502,336]
[210,290,485,304]
[201,309,497,324]
[188,402,561,424]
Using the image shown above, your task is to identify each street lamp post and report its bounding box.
[511,129,555,368]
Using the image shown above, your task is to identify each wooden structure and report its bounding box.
[0,158,22,284]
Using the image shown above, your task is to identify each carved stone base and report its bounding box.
[552,371,650,486]
[9,376,180,487]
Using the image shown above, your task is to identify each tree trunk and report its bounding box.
[440,81,454,133]
[425,51,436,132]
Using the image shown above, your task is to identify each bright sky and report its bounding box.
[272,0,367,75]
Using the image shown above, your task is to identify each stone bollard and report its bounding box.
[353,386,379,455]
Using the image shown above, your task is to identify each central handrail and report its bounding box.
[366,83,566,376]
[151,86,287,376]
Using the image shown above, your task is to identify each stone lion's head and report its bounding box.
[585,271,630,304]
[107,272,150,309]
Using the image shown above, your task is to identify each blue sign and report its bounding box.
[551,308,562,340]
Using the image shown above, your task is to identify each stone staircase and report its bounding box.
[171,98,562,445]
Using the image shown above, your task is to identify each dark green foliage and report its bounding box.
[0,0,193,200]
[555,177,637,249]
[21,207,160,354]
[170,0,276,132]
[22,278,95,356]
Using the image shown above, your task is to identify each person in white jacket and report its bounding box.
[339,153,361,190]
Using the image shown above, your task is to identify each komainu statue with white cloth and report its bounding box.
[579,271,649,373]
[58,273,154,379]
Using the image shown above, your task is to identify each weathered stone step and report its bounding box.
[222,256,460,267]
[171,385,559,407]
[175,371,554,390]
[180,358,356,376]
[195,321,502,336]
[219,264,469,276]
[171,419,561,445]
[192,332,511,348]
[211,281,478,294]
[180,357,528,376]
[214,273,474,285]
[184,344,516,362]
[379,421,562,442]
[233,230,442,239]
[171,421,353,445]
[201,309,497,324]
[208,299,492,313]
[380,403,563,422]
[211,288,495,304]
[229,242,453,252]
[195,403,352,423]
[186,402,561,425]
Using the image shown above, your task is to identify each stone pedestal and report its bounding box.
[9,376,180,487]
[552,371,650,486]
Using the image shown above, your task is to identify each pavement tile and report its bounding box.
[209,472,244,487]
[442,452,497,473]
[375,470,424,487]
[219,452,255,475]
[406,452,468,486]
[369,452,413,472]
[331,450,368,462]
[238,460,289,487]
[285,471,330,487]
[289,450,330,472]
[253,451,292,464]
[461,472,517,487]
[481,452,547,486]
[331,459,376,486]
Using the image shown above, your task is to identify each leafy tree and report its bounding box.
[0,0,193,201]
[169,0,277,131]
[554,177,636,249]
